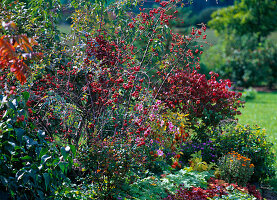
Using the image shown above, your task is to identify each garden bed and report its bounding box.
[0,0,276,199]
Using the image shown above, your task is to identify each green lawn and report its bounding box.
[238,92,277,153]
[238,92,277,189]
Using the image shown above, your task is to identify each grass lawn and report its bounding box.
[238,92,277,189]
[238,92,277,154]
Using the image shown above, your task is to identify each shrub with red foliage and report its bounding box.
[208,178,262,200]
[156,69,243,129]
[164,186,228,200]
[27,0,209,146]
[247,184,263,200]
[208,177,247,193]
[163,178,263,200]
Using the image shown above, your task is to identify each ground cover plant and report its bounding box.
[0,0,276,199]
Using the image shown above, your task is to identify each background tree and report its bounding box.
[201,0,277,88]
[209,0,277,40]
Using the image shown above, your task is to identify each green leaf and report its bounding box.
[59,162,68,174]
[8,101,16,110]
[14,146,21,150]
[21,155,32,160]
[2,128,14,134]
[11,158,20,162]
[61,147,69,160]
[0,176,8,186]
[43,173,50,191]
[2,110,8,119]
[22,91,30,101]
[15,128,25,144]
[17,171,25,181]
[39,147,48,159]
[69,145,76,157]
[41,155,51,164]
[8,141,16,148]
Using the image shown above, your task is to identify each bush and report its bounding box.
[77,135,144,199]
[188,151,216,172]
[157,68,242,133]
[194,7,219,26]
[118,168,213,199]
[1,0,274,198]
[241,87,258,101]
[0,93,73,199]
[209,178,263,200]
[209,123,276,182]
[218,151,254,186]
[180,139,217,166]
[164,186,227,200]
[201,35,277,88]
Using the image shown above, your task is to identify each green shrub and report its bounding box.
[209,123,276,182]
[118,167,212,199]
[241,87,258,101]
[201,35,277,88]
[53,177,95,199]
[218,151,254,186]
[0,93,73,199]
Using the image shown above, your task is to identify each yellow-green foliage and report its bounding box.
[209,0,277,38]
[189,151,217,172]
